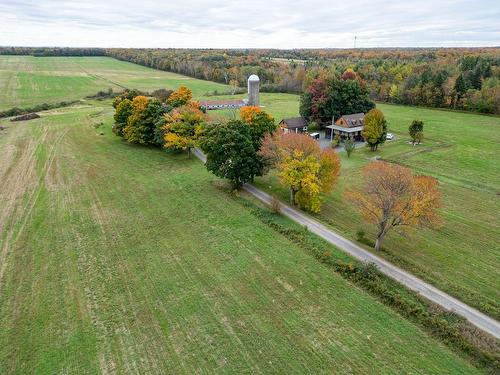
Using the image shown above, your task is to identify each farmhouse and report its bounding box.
[325,113,365,141]
[279,117,308,133]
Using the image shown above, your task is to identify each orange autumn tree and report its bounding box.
[167,86,193,107]
[260,132,340,212]
[346,161,441,250]
[240,106,262,123]
[240,106,276,148]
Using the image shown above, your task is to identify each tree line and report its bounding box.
[0,47,105,57]
[105,47,500,114]
[1,46,498,114]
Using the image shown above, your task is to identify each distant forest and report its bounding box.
[2,46,499,114]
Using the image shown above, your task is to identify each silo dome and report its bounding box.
[248,74,260,82]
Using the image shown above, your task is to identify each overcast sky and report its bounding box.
[1,0,499,48]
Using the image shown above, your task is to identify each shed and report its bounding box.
[279,117,308,134]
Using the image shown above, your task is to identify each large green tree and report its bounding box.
[200,121,263,189]
[300,73,375,124]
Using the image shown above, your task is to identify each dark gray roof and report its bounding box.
[280,117,307,129]
[338,113,365,128]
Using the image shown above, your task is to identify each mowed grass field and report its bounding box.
[0,103,480,374]
[0,55,230,110]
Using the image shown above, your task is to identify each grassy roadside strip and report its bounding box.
[236,193,500,373]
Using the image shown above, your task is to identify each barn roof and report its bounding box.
[280,117,307,129]
[200,99,245,106]
[199,99,246,110]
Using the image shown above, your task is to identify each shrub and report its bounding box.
[307,121,320,132]
[356,229,366,242]
[10,113,40,122]
[269,195,281,213]
[409,120,424,144]
[331,134,341,148]
[85,88,115,99]
[344,138,355,157]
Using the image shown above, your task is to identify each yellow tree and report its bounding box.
[362,108,387,151]
[262,133,341,212]
[279,150,322,212]
[167,86,193,107]
[346,161,441,250]
[123,96,149,143]
[163,103,206,158]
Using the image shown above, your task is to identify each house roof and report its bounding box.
[326,124,364,133]
[280,117,307,129]
[337,113,365,128]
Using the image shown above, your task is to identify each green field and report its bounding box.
[0,55,498,372]
[0,102,480,374]
[0,55,230,110]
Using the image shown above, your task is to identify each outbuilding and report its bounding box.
[199,99,246,110]
[279,117,308,134]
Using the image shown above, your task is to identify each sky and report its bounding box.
[1,0,499,48]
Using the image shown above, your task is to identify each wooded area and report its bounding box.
[1,47,498,114]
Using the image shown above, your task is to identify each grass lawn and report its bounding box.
[0,102,480,374]
[0,56,230,110]
[255,102,500,319]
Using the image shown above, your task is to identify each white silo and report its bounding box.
[247,74,260,106]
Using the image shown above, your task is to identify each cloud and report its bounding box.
[0,0,499,48]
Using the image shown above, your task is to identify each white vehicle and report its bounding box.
[309,132,320,140]
[386,133,395,140]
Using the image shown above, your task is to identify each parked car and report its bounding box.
[386,133,395,140]
[309,132,320,140]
